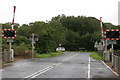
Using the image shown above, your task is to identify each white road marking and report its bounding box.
[97,68,103,70]
[63,53,78,61]
[0,69,4,71]
[31,63,62,78]
[24,66,52,78]
[87,56,91,78]
[23,63,62,80]
[30,66,54,78]
[24,53,78,79]
[101,60,119,76]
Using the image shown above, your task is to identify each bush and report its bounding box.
[13,43,30,56]
[36,52,64,58]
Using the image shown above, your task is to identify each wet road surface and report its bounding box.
[1,52,119,79]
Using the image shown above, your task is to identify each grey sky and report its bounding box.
[1,0,119,25]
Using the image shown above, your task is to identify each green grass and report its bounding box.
[68,51,93,53]
[69,51,102,60]
[90,52,102,60]
[36,52,64,58]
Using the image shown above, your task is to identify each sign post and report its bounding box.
[29,33,38,58]
[7,39,13,61]
[32,33,35,58]
[103,29,120,62]
[94,41,98,51]
[2,6,16,62]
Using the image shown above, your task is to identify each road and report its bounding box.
[1,52,119,80]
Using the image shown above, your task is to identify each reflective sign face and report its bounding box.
[4,30,15,37]
[106,31,119,38]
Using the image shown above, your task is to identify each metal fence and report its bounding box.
[14,50,37,58]
[113,55,120,75]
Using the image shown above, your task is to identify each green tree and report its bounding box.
[36,27,57,53]
[17,25,31,37]
[2,22,19,29]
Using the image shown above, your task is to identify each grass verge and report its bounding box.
[90,52,102,60]
[68,51,93,53]
[36,52,64,58]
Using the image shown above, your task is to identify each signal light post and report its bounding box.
[29,33,38,58]
[103,29,120,62]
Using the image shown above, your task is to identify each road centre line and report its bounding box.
[24,53,78,79]
[24,66,53,78]
[30,63,62,78]
[62,53,78,61]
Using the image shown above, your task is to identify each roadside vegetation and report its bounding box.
[36,52,64,58]
[2,14,120,56]
[68,51,103,60]
[90,52,102,60]
[68,51,93,53]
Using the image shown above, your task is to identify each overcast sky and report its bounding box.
[1,0,120,25]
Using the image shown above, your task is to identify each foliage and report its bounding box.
[35,27,57,53]
[13,42,30,55]
[17,26,31,37]
[14,36,29,46]
[2,22,19,29]
[64,30,80,51]
[2,14,120,54]
[68,51,93,52]
[51,15,101,50]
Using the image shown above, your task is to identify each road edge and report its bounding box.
[101,60,119,77]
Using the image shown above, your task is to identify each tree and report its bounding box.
[64,30,80,51]
[2,22,19,29]
[35,27,57,53]
[17,25,31,37]
[3,15,119,54]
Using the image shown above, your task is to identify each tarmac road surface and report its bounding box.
[1,52,119,80]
